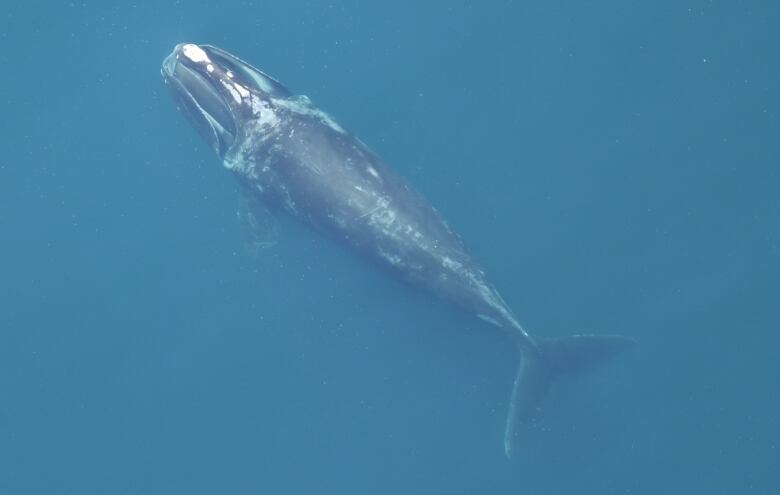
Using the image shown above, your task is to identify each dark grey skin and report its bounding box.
[162,43,632,457]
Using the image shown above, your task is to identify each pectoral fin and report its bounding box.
[237,193,279,254]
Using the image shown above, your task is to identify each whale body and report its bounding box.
[161,43,632,456]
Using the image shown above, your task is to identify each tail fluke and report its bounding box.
[503,334,634,458]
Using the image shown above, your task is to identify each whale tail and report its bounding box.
[503,334,634,458]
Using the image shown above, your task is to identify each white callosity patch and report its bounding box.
[182,44,210,63]
[220,79,244,104]
[234,83,250,98]
[219,73,252,104]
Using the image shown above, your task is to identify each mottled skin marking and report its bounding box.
[224,92,533,348]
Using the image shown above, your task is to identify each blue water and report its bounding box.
[1,1,778,493]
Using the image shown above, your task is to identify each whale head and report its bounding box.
[161,43,292,160]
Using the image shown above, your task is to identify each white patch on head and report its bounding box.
[182,44,210,63]
[221,80,243,104]
[206,64,214,73]
[234,84,250,98]
[218,77,253,104]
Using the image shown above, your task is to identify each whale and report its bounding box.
[161,43,632,457]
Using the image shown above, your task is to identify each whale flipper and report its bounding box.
[237,193,279,254]
[503,335,634,458]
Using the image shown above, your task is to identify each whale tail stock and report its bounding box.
[503,334,634,458]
